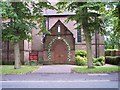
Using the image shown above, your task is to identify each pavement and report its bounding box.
[33,65,78,74]
[32,64,117,74]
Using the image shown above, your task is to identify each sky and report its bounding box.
[48,0,59,3]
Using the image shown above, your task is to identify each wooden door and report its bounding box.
[52,40,68,64]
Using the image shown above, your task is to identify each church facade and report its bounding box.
[2,11,105,65]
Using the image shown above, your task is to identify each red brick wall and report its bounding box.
[116,51,120,56]
[2,41,24,64]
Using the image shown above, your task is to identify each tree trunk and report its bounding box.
[82,6,94,68]
[14,43,21,69]
[83,30,94,68]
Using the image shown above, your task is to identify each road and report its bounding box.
[1,80,119,88]
[1,73,120,88]
[2,73,118,81]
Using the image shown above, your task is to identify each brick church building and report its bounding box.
[2,10,104,65]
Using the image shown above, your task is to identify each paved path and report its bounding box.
[33,64,117,74]
[33,65,78,74]
[102,64,118,67]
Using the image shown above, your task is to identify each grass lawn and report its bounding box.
[0,65,39,74]
[72,66,120,73]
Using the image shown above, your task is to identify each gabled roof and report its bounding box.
[43,20,74,43]
[49,19,73,35]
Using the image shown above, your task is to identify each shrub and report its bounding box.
[24,60,38,65]
[101,61,105,65]
[105,56,120,65]
[75,50,87,57]
[94,61,102,66]
[97,56,105,62]
[93,56,105,66]
[38,57,44,64]
[24,61,30,65]
[105,49,118,56]
[75,56,87,66]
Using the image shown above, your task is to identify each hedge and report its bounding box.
[1,60,14,65]
[105,49,117,56]
[1,60,24,65]
[105,56,120,65]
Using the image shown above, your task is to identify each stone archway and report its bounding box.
[48,37,71,64]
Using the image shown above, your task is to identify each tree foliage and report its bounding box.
[1,1,54,43]
[57,2,104,35]
[104,2,120,50]
[0,1,55,68]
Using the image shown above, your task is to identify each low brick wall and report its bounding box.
[116,51,120,56]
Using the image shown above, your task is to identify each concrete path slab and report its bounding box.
[33,65,78,74]
[32,64,117,74]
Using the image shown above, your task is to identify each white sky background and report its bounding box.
[47,0,58,6]
[48,0,59,3]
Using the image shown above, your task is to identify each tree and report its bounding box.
[56,2,104,68]
[104,2,120,50]
[113,2,120,50]
[1,1,54,69]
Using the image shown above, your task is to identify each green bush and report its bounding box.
[97,56,105,62]
[31,60,38,65]
[105,56,120,65]
[38,57,44,64]
[105,49,118,56]
[24,61,30,65]
[101,61,105,65]
[75,50,87,57]
[24,57,43,65]
[93,56,105,66]
[94,61,102,66]
[75,56,87,66]
[24,60,38,65]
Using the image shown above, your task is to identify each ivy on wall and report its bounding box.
[48,36,71,63]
